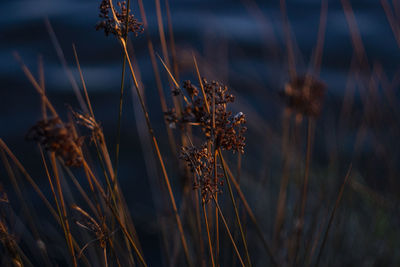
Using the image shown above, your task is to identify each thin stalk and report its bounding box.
[94,139,119,211]
[211,194,245,267]
[155,0,183,123]
[39,146,65,229]
[157,53,190,105]
[341,0,369,68]
[155,0,170,69]
[306,211,327,267]
[69,51,106,229]
[14,53,58,117]
[314,165,352,267]
[0,225,27,267]
[104,247,108,267]
[118,38,192,267]
[61,163,99,218]
[211,80,219,266]
[108,235,123,267]
[44,19,88,113]
[137,0,178,158]
[82,161,147,267]
[294,119,314,264]
[49,153,77,267]
[193,54,210,112]
[38,55,47,121]
[218,149,251,267]
[70,44,138,263]
[114,0,131,182]
[280,0,297,80]
[1,148,54,265]
[224,165,277,266]
[0,140,90,267]
[72,45,113,215]
[273,109,291,248]
[310,0,328,76]
[165,0,180,80]
[96,126,141,264]
[72,45,95,118]
[0,139,56,218]
[214,151,220,267]
[202,203,216,267]
[0,150,40,241]
[194,192,205,267]
[40,150,75,266]
[232,153,243,267]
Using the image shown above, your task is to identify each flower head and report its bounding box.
[280,75,326,118]
[165,78,247,153]
[181,144,223,202]
[26,117,84,167]
[96,0,143,37]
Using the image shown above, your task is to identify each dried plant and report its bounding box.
[168,77,252,265]
[167,78,247,204]
[165,78,247,153]
[72,205,112,257]
[181,144,223,202]
[26,117,84,167]
[280,75,326,118]
[71,110,102,142]
[96,0,143,37]
[0,219,23,267]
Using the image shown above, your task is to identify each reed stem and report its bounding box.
[218,149,252,267]
[118,37,192,267]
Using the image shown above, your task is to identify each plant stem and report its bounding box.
[202,202,215,267]
[50,153,77,267]
[118,38,193,267]
[211,194,245,267]
[114,0,131,183]
[218,149,252,267]
[294,119,314,264]
[314,165,352,267]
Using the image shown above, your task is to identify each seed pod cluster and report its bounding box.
[96,0,143,37]
[27,117,84,167]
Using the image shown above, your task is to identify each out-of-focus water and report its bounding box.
[1,0,398,93]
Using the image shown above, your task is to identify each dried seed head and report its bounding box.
[71,110,102,142]
[26,117,84,167]
[183,80,199,99]
[165,78,247,153]
[72,205,108,250]
[181,144,223,203]
[96,0,143,38]
[281,75,326,118]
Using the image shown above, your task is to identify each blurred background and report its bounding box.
[1,0,400,266]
